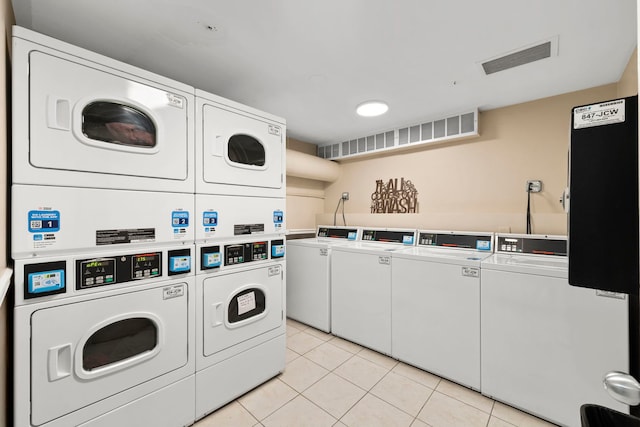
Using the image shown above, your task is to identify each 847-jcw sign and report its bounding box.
[574,99,625,129]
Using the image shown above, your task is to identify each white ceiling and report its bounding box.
[12,0,638,146]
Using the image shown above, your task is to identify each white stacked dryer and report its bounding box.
[286,226,360,332]
[331,227,417,355]
[11,27,196,427]
[392,230,494,390]
[11,26,195,258]
[481,234,629,427]
[195,89,286,199]
[193,90,287,420]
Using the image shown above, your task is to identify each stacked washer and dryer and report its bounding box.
[11,27,287,426]
[11,28,197,427]
[192,90,287,420]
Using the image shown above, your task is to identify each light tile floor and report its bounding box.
[194,319,557,427]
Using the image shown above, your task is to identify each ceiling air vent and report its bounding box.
[317,110,478,160]
[481,37,558,75]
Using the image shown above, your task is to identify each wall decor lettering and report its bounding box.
[370,178,419,214]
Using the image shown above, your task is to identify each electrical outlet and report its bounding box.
[526,180,542,193]
[341,192,349,200]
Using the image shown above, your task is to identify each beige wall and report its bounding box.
[318,54,638,234]
[0,1,12,425]
[619,47,638,97]
[286,137,329,231]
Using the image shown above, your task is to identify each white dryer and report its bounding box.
[11,185,194,259]
[331,227,417,355]
[13,243,196,427]
[391,230,494,390]
[195,89,286,198]
[12,27,195,193]
[194,236,286,420]
[481,234,629,427]
[286,225,360,332]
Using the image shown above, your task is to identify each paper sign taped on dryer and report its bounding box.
[237,291,257,315]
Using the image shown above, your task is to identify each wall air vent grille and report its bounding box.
[317,109,478,160]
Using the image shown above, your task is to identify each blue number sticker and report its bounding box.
[273,210,284,224]
[28,210,60,233]
[203,211,218,227]
[172,211,189,227]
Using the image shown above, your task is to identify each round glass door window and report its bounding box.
[82,317,157,371]
[82,101,157,148]
[228,134,265,166]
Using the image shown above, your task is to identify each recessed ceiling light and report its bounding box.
[356,101,389,117]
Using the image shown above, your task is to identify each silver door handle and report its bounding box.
[604,371,640,406]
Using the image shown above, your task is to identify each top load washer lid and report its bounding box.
[332,228,417,255]
[393,246,493,266]
[393,230,494,265]
[481,233,568,278]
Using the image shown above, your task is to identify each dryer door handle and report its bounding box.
[212,135,224,157]
[47,96,71,130]
[211,302,224,327]
[47,343,72,382]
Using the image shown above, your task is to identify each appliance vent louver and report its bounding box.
[317,110,478,160]
[482,39,555,75]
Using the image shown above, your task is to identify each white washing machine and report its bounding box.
[331,227,417,355]
[391,230,494,390]
[194,236,286,420]
[286,225,360,332]
[13,243,196,427]
[481,233,629,427]
[11,185,194,259]
[12,26,195,193]
[195,89,286,198]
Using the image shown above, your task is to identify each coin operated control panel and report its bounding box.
[21,249,195,298]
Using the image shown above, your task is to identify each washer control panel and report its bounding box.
[317,227,358,240]
[361,229,416,245]
[76,251,163,290]
[496,235,566,256]
[225,241,269,266]
[418,232,493,251]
